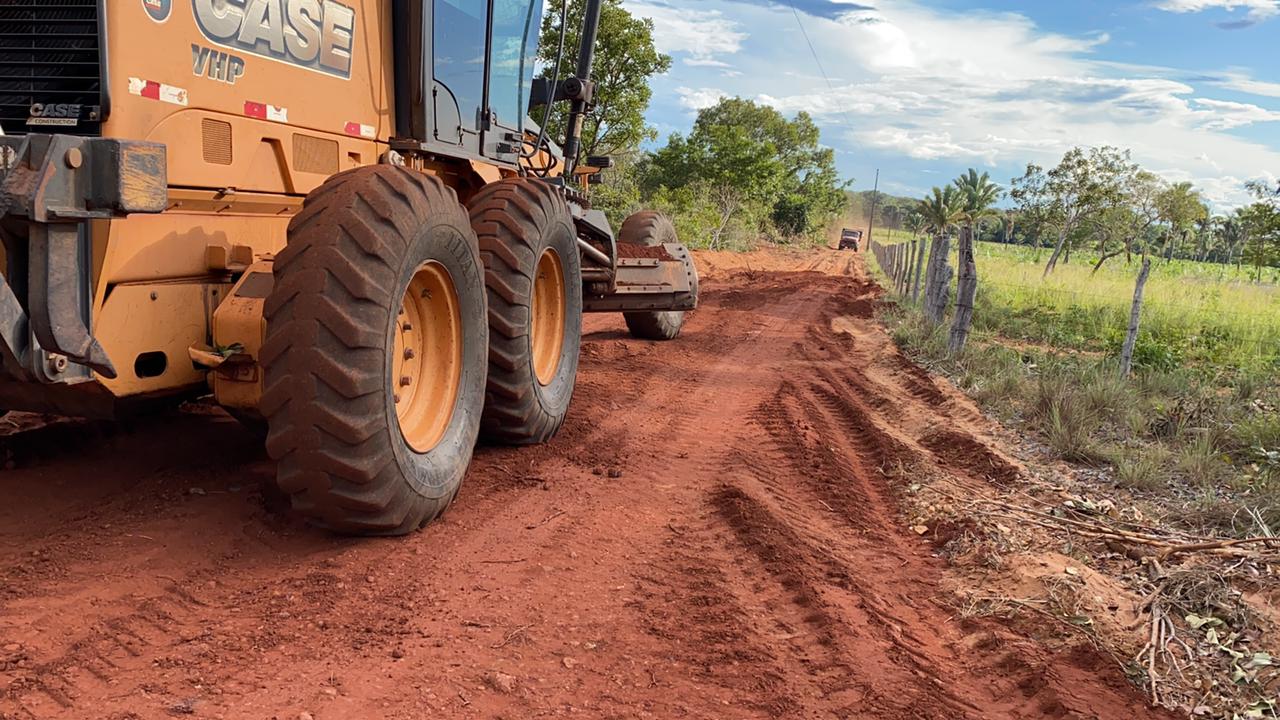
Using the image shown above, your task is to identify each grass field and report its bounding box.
[868,236,1280,536]
[865,235,1280,370]
[972,241,1280,371]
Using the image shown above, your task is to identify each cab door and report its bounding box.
[432,0,487,152]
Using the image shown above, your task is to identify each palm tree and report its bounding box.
[954,169,1003,242]
[904,210,925,239]
[916,186,964,324]
[1219,215,1245,270]
[1193,214,1217,262]
[917,185,964,237]
[948,170,1002,352]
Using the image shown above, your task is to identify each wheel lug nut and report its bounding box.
[400,376,412,387]
[404,348,415,359]
[402,322,412,331]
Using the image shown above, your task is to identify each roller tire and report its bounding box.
[468,178,582,445]
[619,211,696,340]
[260,166,488,535]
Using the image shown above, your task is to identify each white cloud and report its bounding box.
[675,86,729,112]
[1155,0,1279,19]
[1192,98,1280,129]
[684,58,734,68]
[622,1,746,67]
[653,0,1280,208]
[1214,72,1280,99]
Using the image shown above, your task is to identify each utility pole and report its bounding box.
[865,169,880,253]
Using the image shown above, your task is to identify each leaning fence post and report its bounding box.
[1119,257,1153,377]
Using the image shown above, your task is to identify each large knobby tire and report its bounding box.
[468,178,582,445]
[260,166,488,535]
[619,211,697,340]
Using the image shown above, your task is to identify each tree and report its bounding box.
[1091,169,1163,273]
[536,0,671,159]
[880,204,903,231]
[949,170,1001,352]
[1191,215,1210,261]
[1001,209,1016,244]
[1156,181,1208,262]
[917,185,964,324]
[1215,215,1244,268]
[1010,147,1133,277]
[643,98,847,241]
[954,170,1002,242]
[904,211,924,239]
[1238,185,1280,281]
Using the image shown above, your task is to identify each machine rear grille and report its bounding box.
[0,0,103,137]
[203,119,233,165]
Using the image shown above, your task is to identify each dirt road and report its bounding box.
[0,250,1157,719]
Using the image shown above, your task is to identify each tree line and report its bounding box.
[865,148,1280,281]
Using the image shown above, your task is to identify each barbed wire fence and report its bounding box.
[867,238,1280,365]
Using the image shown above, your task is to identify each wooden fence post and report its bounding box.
[924,235,953,324]
[901,243,911,294]
[948,227,979,353]
[922,237,938,314]
[892,245,902,293]
[904,240,916,297]
[912,237,927,303]
[1119,257,1153,376]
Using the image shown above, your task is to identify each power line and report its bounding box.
[781,0,856,129]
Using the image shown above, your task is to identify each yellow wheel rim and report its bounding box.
[531,247,565,386]
[393,261,462,453]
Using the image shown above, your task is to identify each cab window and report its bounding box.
[434,0,487,133]
[487,0,544,131]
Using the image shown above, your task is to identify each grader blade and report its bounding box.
[582,242,698,313]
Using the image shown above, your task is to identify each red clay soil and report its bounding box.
[0,249,1169,719]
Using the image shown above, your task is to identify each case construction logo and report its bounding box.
[190,0,356,79]
[143,0,173,23]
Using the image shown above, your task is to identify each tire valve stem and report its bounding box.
[393,394,401,404]
[400,375,412,387]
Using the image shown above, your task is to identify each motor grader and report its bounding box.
[0,0,698,534]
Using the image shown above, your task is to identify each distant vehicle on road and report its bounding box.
[838,229,863,251]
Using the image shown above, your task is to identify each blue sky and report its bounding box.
[619,0,1280,208]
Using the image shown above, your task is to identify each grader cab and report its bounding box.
[0,0,698,534]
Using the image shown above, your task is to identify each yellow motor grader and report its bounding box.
[0,0,698,533]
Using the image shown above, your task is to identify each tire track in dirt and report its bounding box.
[0,254,1163,719]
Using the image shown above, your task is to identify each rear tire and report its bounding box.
[619,211,696,340]
[261,166,488,535]
[468,179,582,445]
